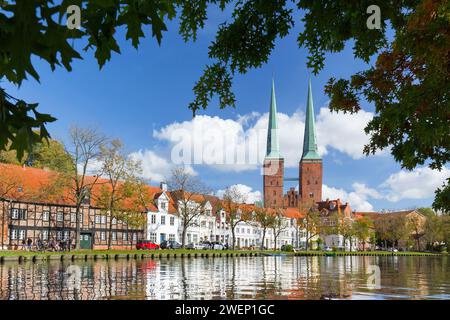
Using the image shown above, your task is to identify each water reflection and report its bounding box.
[0,256,448,300]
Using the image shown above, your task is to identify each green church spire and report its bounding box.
[302,79,321,160]
[266,79,282,159]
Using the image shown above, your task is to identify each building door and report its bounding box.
[80,233,92,249]
[160,233,166,243]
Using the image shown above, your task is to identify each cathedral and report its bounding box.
[263,79,323,209]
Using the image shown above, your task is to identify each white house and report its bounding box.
[144,184,310,249]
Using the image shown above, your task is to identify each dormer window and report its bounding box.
[160,202,167,210]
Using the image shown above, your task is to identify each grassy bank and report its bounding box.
[0,249,444,259]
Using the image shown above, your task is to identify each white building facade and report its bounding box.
[145,195,308,250]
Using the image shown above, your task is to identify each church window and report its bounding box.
[309,193,314,198]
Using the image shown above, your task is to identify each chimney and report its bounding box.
[160,182,167,192]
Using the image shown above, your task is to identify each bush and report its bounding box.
[281,244,293,252]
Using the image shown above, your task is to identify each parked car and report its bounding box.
[199,241,213,249]
[136,240,160,250]
[186,242,208,250]
[389,248,398,252]
[323,246,333,252]
[210,241,224,250]
[160,240,182,249]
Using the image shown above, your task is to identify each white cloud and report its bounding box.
[77,158,104,177]
[323,184,375,212]
[152,107,375,172]
[316,107,376,159]
[352,182,383,200]
[322,167,449,211]
[129,149,197,182]
[216,184,262,204]
[381,167,450,202]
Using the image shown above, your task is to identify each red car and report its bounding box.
[136,240,160,250]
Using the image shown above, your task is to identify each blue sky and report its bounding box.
[3,8,447,212]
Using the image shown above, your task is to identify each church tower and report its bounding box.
[263,80,284,208]
[299,79,322,206]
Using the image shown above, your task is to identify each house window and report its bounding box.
[112,217,117,225]
[122,232,127,241]
[11,208,27,220]
[151,215,156,224]
[56,231,63,240]
[56,212,64,222]
[95,215,101,224]
[71,213,76,223]
[101,216,107,224]
[100,232,106,241]
[209,222,213,229]
[64,231,70,240]
[201,221,206,228]
[10,229,18,240]
[42,230,49,240]
[206,209,211,216]
[160,202,167,210]
[149,232,157,243]
[161,216,166,225]
[132,233,137,241]
[193,234,198,243]
[170,216,175,226]
[169,234,175,241]
[112,232,117,241]
[42,211,50,222]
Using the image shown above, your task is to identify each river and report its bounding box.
[0,255,448,300]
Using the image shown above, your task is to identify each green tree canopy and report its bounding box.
[0,138,73,172]
[1,0,448,211]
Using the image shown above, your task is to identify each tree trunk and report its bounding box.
[107,214,113,250]
[181,225,187,248]
[231,227,236,250]
[75,204,81,250]
[261,229,266,250]
[305,228,309,251]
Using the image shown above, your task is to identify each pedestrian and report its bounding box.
[21,239,26,251]
[68,237,73,251]
[27,237,33,251]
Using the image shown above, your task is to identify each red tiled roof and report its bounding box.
[0,163,177,213]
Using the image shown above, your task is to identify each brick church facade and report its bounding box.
[263,79,323,209]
